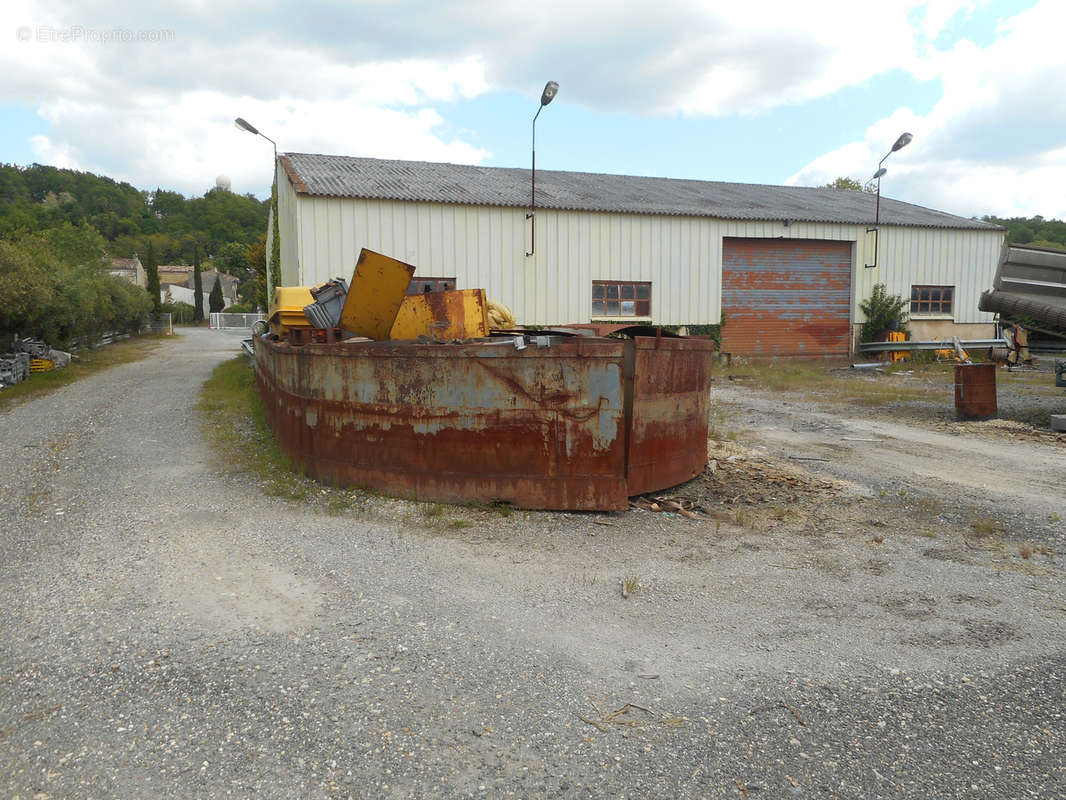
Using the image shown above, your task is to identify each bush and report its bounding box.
[0,224,152,347]
[161,301,197,324]
[222,301,255,313]
[859,284,910,342]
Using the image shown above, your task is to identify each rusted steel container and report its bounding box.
[254,333,715,510]
[954,363,997,420]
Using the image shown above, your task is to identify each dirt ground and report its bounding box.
[4,332,1066,798]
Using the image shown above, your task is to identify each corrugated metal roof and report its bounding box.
[279,152,1001,231]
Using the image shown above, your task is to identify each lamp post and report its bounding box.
[865,131,913,269]
[235,117,280,299]
[526,81,559,257]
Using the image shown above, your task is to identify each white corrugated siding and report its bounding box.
[864,227,1003,324]
[280,187,1003,326]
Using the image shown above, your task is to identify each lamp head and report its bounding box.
[234,117,259,136]
[891,132,913,152]
[872,167,887,180]
[540,81,559,106]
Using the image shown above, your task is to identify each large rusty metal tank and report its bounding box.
[254,331,714,510]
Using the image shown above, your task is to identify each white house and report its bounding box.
[269,153,1004,357]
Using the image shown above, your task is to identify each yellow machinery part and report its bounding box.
[29,358,54,373]
[487,300,516,330]
[389,289,489,341]
[338,249,416,340]
[268,286,315,334]
[887,330,908,363]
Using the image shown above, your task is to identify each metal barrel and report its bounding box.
[954,363,997,420]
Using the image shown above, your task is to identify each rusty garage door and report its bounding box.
[721,238,853,357]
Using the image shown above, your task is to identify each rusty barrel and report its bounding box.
[954,363,997,420]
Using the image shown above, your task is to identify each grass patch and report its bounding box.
[970,516,1002,537]
[0,335,166,411]
[199,356,326,502]
[723,359,951,408]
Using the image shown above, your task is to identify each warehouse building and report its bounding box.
[270,153,1004,357]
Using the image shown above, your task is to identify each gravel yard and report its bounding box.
[2,328,1065,799]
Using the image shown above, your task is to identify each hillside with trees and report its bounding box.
[0,163,272,346]
[0,163,270,307]
[982,215,1066,250]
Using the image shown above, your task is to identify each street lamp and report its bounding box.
[525,81,559,257]
[865,132,913,269]
[235,117,280,298]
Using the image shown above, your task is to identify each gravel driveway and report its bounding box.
[2,328,1065,799]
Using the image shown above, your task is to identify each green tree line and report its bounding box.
[0,162,271,310]
[981,215,1066,250]
[0,222,153,348]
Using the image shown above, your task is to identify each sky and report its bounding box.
[2,0,1063,220]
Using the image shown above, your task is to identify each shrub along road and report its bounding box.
[1,328,1064,798]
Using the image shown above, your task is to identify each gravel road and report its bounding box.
[2,328,1065,799]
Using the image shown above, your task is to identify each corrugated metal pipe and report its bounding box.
[979,289,1066,330]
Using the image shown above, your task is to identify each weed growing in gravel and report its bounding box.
[970,517,1002,537]
[732,507,757,529]
[1018,543,1033,559]
[200,356,343,506]
[620,575,641,597]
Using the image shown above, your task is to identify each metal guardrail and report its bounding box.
[858,338,1009,352]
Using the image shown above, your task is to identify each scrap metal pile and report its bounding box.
[251,248,716,511]
[0,336,71,390]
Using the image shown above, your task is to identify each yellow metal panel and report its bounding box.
[338,249,416,340]
[388,289,489,341]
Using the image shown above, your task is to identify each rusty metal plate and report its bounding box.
[338,249,416,340]
[256,336,631,510]
[722,238,853,357]
[625,336,715,496]
[389,289,490,341]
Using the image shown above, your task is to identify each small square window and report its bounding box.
[910,285,954,315]
[592,281,652,318]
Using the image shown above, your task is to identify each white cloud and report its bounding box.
[3,0,1061,218]
[786,0,1066,218]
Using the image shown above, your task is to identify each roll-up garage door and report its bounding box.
[721,238,853,357]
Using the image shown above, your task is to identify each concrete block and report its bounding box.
[1051,415,1066,432]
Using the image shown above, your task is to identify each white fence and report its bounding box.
[210,312,266,330]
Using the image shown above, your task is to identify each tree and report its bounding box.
[823,177,874,193]
[192,245,204,323]
[243,234,268,310]
[144,239,161,313]
[858,283,910,342]
[208,274,225,313]
[269,183,281,291]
